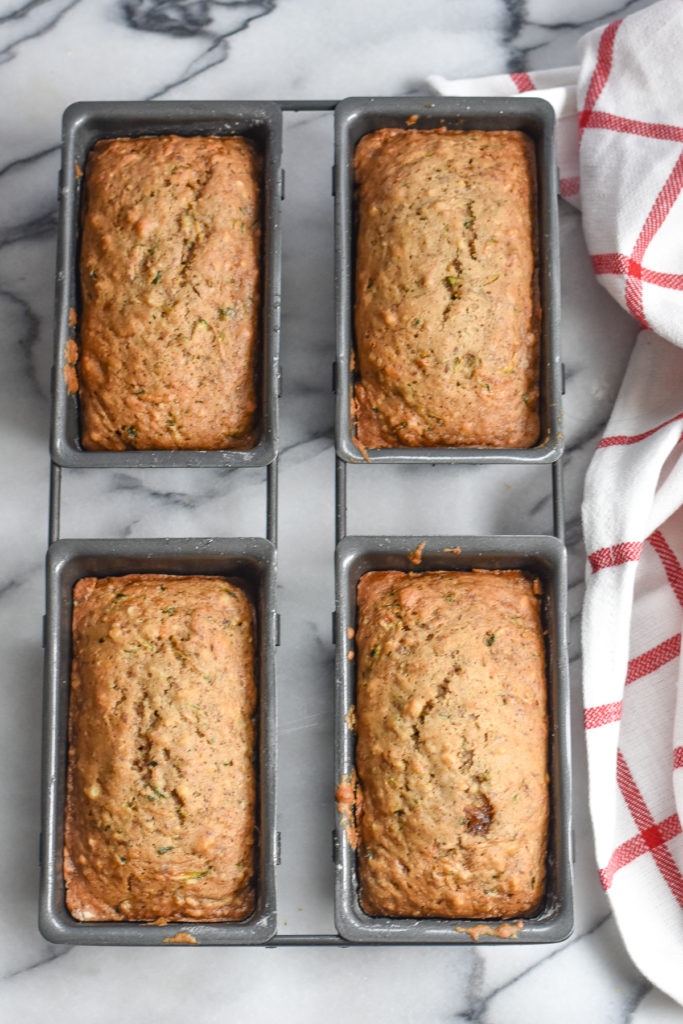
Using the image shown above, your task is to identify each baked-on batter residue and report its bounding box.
[163,931,199,945]
[335,771,362,851]
[455,920,524,941]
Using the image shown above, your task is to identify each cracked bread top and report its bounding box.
[78,135,261,451]
[65,574,256,923]
[353,128,540,450]
[355,569,548,919]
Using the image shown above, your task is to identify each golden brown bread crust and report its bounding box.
[65,574,256,923]
[353,129,540,450]
[355,570,548,919]
[78,135,261,451]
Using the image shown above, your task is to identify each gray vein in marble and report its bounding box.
[462,947,486,1021]
[123,0,218,36]
[3,945,73,980]
[501,0,524,42]
[627,982,655,1021]
[567,629,583,657]
[0,0,48,23]
[564,422,610,460]
[0,0,79,66]
[568,562,587,593]
[527,487,557,522]
[0,143,59,180]
[146,34,234,98]
[279,434,332,468]
[500,0,528,72]
[473,913,613,1019]
[0,210,56,247]
[0,577,21,603]
[280,432,333,460]
[511,38,559,62]
[0,287,45,400]
[123,0,277,99]
[109,473,213,510]
[525,0,651,30]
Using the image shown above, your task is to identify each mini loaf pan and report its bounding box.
[51,100,282,469]
[334,534,573,944]
[39,537,277,946]
[334,95,562,465]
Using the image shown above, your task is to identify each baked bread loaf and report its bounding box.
[353,128,539,450]
[65,574,256,923]
[354,569,547,919]
[78,134,261,451]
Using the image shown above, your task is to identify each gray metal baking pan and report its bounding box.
[39,537,277,945]
[334,95,562,465]
[334,534,573,943]
[51,100,282,469]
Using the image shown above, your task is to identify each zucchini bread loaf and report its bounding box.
[65,574,256,923]
[353,128,539,450]
[354,569,548,919]
[78,134,261,451]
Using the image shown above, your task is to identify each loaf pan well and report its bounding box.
[39,537,277,945]
[334,534,573,943]
[51,100,282,469]
[334,95,562,465]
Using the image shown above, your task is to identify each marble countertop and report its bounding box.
[2,0,679,1020]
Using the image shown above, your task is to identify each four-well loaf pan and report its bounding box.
[41,96,571,947]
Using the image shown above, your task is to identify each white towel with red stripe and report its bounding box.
[431,0,683,1005]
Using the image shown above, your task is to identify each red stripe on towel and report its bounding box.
[579,19,622,140]
[615,751,683,908]
[625,152,683,327]
[600,811,682,890]
[509,72,535,92]
[584,636,680,730]
[579,110,683,143]
[592,254,683,290]
[625,635,681,685]
[585,701,623,729]
[599,412,683,448]
[588,542,643,572]
[560,176,580,197]
[649,531,683,607]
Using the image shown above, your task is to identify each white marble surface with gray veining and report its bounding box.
[1,0,679,1020]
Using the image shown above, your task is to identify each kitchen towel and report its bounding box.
[432,0,683,1005]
